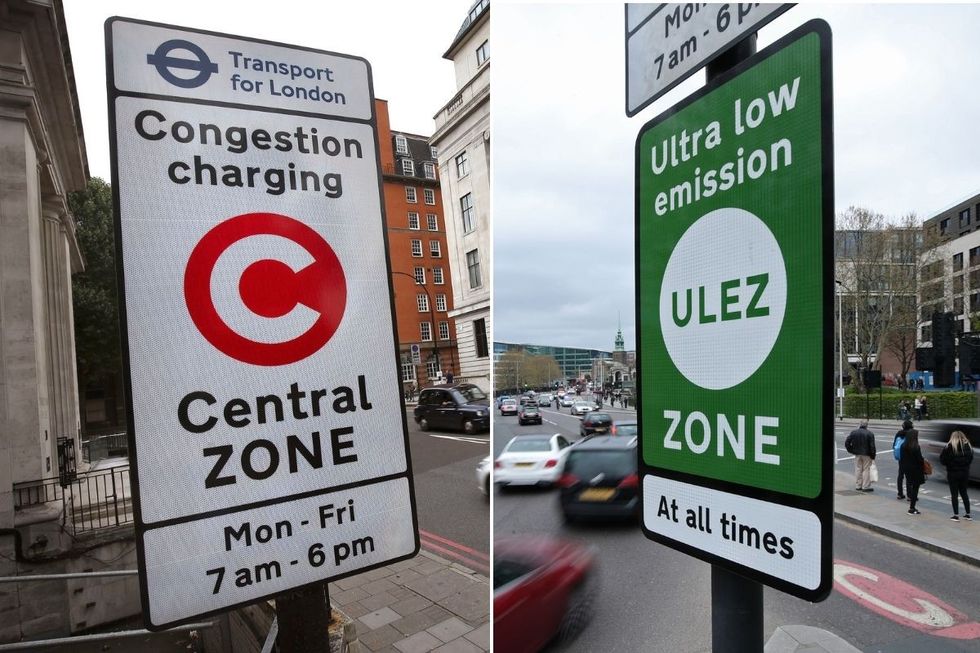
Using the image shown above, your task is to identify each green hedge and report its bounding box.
[842,392,977,419]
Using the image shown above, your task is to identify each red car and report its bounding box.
[493,535,597,653]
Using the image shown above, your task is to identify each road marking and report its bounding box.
[423,434,489,445]
[834,560,980,639]
[419,529,489,575]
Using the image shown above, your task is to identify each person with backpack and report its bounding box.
[893,420,913,500]
[845,420,877,491]
[899,429,926,515]
[940,430,974,521]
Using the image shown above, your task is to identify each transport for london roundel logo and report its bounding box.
[184,212,347,366]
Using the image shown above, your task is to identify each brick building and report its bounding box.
[376,100,458,390]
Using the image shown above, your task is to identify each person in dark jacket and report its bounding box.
[940,430,974,521]
[893,420,914,500]
[899,429,926,515]
[845,420,877,491]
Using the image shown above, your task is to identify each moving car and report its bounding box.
[494,433,573,488]
[560,395,575,408]
[537,393,553,407]
[559,436,639,522]
[570,401,593,416]
[494,535,597,653]
[917,419,980,482]
[477,456,491,499]
[519,405,543,425]
[580,412,612,437]
[611,420,638,437]
[499,398,519,416]
[496,395,512,408]
[413,384,490,434]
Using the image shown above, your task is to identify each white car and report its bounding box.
[477,456,491,498]
[494,433,574,488]
[560,395,575,407]
[570,401,593,416]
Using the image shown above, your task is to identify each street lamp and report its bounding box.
[836,279,844,420]
[391,271,440,384]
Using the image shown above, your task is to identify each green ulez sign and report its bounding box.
[636,22,832,600]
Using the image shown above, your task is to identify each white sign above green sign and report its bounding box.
[635,21,834,602]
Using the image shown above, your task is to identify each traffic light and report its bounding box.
[933,311,956,387]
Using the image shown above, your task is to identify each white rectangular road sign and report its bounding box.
[107,17,417,629]
[625,3,791,116]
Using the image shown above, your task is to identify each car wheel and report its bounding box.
[462,419,476,434]
[418,417,430,431]
[556,579,596,643]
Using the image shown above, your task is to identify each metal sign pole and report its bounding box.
[705,33,764,653]
[275,583,331,652]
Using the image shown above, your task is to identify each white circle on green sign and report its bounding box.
[660,207,787,390]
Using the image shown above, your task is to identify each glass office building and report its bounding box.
[493,341,612,382]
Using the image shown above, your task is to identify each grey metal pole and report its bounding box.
[706,33,764,653]
[276,582,331,653]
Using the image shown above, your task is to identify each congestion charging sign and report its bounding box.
[107,18,418,629]
[635,22,833,601]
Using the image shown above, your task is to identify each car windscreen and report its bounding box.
[522,406,539,413]
[615,423,638,436]
[505,438,552,453]
[588,413,612,424]
[565,450,635,478]
[457,385,488,401]
[493,557,535,590]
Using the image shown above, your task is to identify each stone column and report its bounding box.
[42,204,65,471]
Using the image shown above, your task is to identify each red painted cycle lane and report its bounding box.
[834,559,980,640]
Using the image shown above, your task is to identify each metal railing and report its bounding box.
[14,465,133,533]
[81,432,128,464]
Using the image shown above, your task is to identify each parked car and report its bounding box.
[495,433,573,488]
[611,420,638,437]
[500,398,519,416]
[494,535,597,653]
[917,419,980,482]
[477,456,491,499]
[413,384,489,434]
[580,412,612,437]
[570,401,593,416]
[519,405,543,425]
[559,435,639,522]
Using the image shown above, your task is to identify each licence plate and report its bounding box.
[594,427,608,434]
[578,488,615,501]
[515,462,535,468]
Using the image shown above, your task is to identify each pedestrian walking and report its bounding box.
[940,430,974,521]
[899,429,926,515]
[914,395,922,420]
[920,395,929,420]
[893,420,913,500]
[845,420,877,491]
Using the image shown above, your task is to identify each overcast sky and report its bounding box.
[63,0,468,182]
[493,3,980,353]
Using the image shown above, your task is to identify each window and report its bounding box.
[430,241,441,257]
[474,318,489,358]
[972,292,980,312]
[401,159,415,176]
[411,239,422,257]
[424,188,436,205]
[921,325,932,343]
[455,151,469,178]
[417,294,429,313]
[954,252,964,272]
[427,214,438,231]
[413,267,426,284]
[954,297,964,315]
[406,187,417,203]
[466,249,482,289]
[433,267,444,284]
[972,246,980,267]
[436,294,447,312]
[395,135,409,155]
[439,321,450,340]
[960,208,971,228]
[940,218,950,235]
[922,260,943,280]
[401,361,416,382]
[430,146,438,158]
[408,212,420,230]
[420,322,432,342]
[423,162,436,180]
[460,193,475,234]
[954,275,964,294]
[476,40,489,65]
[426,361,439,379]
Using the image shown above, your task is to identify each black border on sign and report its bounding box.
[105,16,420,631]
[633,19,834,603]
[624,3,794,117]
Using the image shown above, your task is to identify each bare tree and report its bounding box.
[494,351,561,392]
